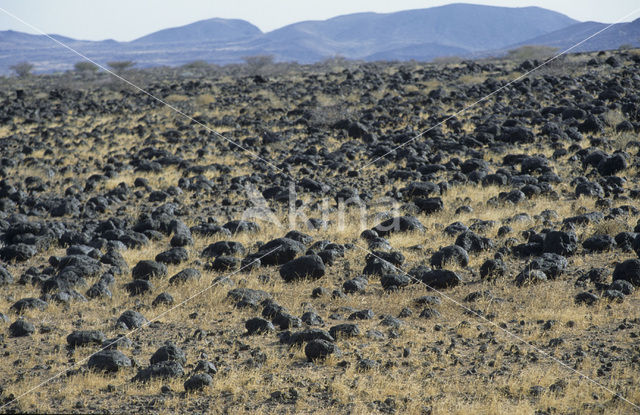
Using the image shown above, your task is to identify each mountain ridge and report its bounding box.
[0,3,635,74]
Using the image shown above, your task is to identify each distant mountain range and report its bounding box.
[0,3,638,74]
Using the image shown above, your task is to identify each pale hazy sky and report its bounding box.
[0,1,639,42]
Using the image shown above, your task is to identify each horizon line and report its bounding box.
[2,2,629,44]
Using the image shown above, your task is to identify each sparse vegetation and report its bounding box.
[242,54,275,76]
[506,45,559,61]
[0,48,639,415]
[9,61,34,78]
[107,60,136,73]
[74,61,100,74]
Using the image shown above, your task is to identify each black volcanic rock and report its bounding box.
[132,361,184,382]
[9,319,35,337]
[430,245,469,268]
[372,215,425,236]
[543,231,577,256]
[305,339,339,361]
[131,260,167,280]
[280,255,325,282]
[150,343,186,365]
[258,238,306,266]
[612,259,640,286]
[88,350,131,373]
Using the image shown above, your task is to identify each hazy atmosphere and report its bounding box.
[0,0,639,40]
[1,1,640,414]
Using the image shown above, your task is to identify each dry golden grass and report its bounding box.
[2,51,640,414]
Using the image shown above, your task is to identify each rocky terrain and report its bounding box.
[0,49,640,414]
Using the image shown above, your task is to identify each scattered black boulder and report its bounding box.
[280,255,325,282]
[87,350,132,373]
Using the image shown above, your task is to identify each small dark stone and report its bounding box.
[117,310,147,329]
[610,279,634,295]
[380,273,411,291]
[67,330,107,348]
[184,373,213,392]
[132,361,184,382]
[150,343,186,365]
[515,269,547,286]
[9,319,35,337]
[10,297,48,314]
[124,279,153,296]
[575,292,599,306]
[169,268,201,285]
[245,317,275,334]
[329,323,360,339]
[152,292,174,306]
[419,308,441,319]
[305,339,339,361]
[348,309,374,320]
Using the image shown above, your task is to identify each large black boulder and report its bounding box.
[372,216,425,237]
[9,319,35,337]
[245,317,275,334]
[132,361,184,382]
[543,231,577,256]
[201,241,246,258]
[455,231,493,253]
[280,255,325,282]
[257,238,306,266]
[116,310,148,329]
[155,247,188,265]
[418,269,462,289]
[150,343,186,365]
[67,330,107,348]
[169,268,201,285]
[87,350,131,373]
[10,297,48,314]
[184,373,213,392]
[582,235,616,252]
[430,245,469,268]
[525,253,568,279]
[0,243,37,262]
[0,265,14,285]
[612,259,640,286]
[131,260,167,280]
[305,339,340,361]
